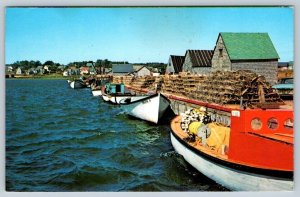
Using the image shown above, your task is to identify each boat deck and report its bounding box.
[171,116,229,161]
[171,115,293,171]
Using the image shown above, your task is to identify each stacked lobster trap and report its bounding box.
[193,70,283,108]
[161,73,205,96]
[129,76,157,90]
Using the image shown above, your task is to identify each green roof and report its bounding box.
[220,33,280,60]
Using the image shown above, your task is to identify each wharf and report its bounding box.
[126,85,234,126]
[105,73,293,119]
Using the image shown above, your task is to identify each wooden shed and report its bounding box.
[182,50,214,74]
[134,66,151,77]
[166,55,185,74]
[211,33,280,85]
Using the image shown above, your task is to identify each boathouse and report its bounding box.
[182,50,214,75]
[112,64,134,76]
[211,32,280,85]
[166,55,185,74]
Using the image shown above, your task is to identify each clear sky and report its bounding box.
[5,7,294,65]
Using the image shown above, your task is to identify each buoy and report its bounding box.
[188,121,203,135]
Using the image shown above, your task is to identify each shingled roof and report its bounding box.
[112,64,133,73]
[220,33,280,60]
[185,50,214,67]
[170,55,185,73]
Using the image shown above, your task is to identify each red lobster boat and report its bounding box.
[170,96,293,191]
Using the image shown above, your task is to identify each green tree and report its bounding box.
[43,60,54,66]
[34,61,42,67]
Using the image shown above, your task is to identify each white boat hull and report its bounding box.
[70,81,75,89]
[92,90,102,97]
[109,95,132,104]
[120,93,170,124]
[170,132,293,191]
[102,94,110,102]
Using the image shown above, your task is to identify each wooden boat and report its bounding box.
[92,88,102,97]
[119,93,170,124]
[69,79,87,89]
[91,79,109,97]
[101,83,135,104]
[102,93,110,102]
[170,106,294,191]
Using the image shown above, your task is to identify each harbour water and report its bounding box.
[5,79,227,191]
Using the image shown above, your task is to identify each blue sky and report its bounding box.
[5,7,294,64]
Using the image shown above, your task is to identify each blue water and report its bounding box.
[5,79,227,191]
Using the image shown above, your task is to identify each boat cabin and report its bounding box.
[105,83,126,95]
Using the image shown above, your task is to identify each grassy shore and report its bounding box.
[9,74,77,80]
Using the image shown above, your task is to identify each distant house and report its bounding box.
[43,65,50,73]
[112,64,133,76]
[65,66,80,76]
[86,62,97,74]
[166,55,185,74]
[5,66,14,76]
[6,66,13,72]
[80,66,89,75]
[63,70,69,76]
[182,50,214,75]
[27,68,37,75]
[86,63,96,75]
[16,67,24,75]
[211,32,280,85]
[134,66,151,77]
[36,66,44,74]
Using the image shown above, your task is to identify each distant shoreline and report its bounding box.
[6,74,76,80]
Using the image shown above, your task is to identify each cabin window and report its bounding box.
[219,48,223,57]
[267,118,278,130]
[251,118,262,130]
[284,118,293,130]
[116,84,121,93]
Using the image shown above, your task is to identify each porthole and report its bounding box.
[267,118,278,130]
[284,118,294,129]
[251,118,262,130]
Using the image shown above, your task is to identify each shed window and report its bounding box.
[219,49,223,57]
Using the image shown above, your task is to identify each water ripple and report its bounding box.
[5,79,228,191]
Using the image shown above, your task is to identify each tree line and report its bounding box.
[6,59,167,73]
[6,60,61,72]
